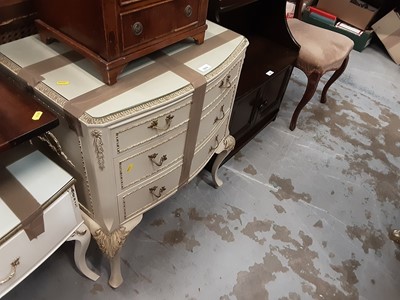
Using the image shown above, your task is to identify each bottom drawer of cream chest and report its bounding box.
[119,165,183,222]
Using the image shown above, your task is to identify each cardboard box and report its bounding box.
[302,9,374,52]
[317,0,378,30]
[372,9,400,64]
[286,1,296,18]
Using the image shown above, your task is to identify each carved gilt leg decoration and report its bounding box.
[67,223,100,281]
[93,227,130,259]
[91,130,105,170]
[38,132,75,168]
[211,135,235,188]
[81,211,143,288]
[389,229,400,245]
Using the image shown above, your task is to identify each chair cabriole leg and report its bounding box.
[320,55,350,104]
[290,72,321,131]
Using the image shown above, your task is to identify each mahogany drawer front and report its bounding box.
[203,57,242,112]
[190,117,229,177]
[196,82,235,146]
[119,165,182,222]
[0,190,80,298]
[120,0,201,51]
[112,96,192,155]
[218,0,257,9]
[116,128,187,191]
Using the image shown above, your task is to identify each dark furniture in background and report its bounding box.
[0,72,59,152]
[207,0,299,159]
[33,0,209,84]
[2,0,299,159]
[0,0,37,44]
[0,1,58,152]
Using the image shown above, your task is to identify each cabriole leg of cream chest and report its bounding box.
[211,135,236,188]
[67,223,100,281]
[81,211,143,288]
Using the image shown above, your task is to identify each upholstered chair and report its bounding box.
[286,2,354,130]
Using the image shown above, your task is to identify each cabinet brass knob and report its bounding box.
[132,22,143,36]
[0,258,20,285]
[184,5,193,17]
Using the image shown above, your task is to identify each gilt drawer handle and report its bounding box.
[0,258,20,285]
[149,186,166,198]
[219,75,232,88]
[148,153,168,166]
[148,114,174,130]
[184,5,193,17]
[209,135,220,153]
[132,22,143,36]
[214,105,226,124]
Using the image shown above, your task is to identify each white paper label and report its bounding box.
[198,64,212,72]
[266,70,274,76]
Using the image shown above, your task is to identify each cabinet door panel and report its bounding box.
[255,67,291,124]
[228,88,258,138]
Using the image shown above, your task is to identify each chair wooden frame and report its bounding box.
[289,0,352,130]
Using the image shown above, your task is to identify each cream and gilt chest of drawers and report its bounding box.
[0,147,99,298]
[0,21,248,288]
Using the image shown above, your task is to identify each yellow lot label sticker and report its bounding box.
[127,164,134,173]
[57,80,70,85]
[32,111,43,120]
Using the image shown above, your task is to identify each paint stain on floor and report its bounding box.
[244,164,257,175]
[269,174,312,203]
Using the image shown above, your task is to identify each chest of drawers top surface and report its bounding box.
[0,21,247,126]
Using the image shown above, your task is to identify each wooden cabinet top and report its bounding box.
[0,74,58,152]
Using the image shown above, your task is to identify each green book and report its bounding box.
[309,12,336,26]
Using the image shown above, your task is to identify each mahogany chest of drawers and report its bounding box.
[33,0,209,85]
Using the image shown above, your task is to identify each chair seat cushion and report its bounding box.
[288,18,354,75]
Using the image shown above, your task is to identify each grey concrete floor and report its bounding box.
[3,41,400,300]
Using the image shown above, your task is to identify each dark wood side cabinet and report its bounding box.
[0,0,37,44]
[207,0,299,159]
[33,0,209,84]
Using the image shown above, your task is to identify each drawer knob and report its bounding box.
[184,5,193,17]
[149,186,166,198]
[219,75,232,88]
[132,22,143,36]
[0,258,20,285]
[148,153,168,166]
[214,105,226,124]
[259,98,268,110]
[209,135,220,153]
[148,114,174,131]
